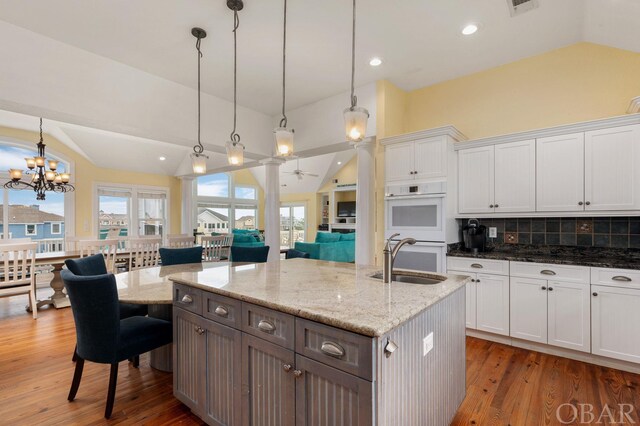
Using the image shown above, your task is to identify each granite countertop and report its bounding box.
[447,244,640,269]
[169,259,469,337]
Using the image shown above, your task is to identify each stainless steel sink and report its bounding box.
[370,271,444,285]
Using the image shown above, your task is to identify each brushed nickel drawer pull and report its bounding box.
[470,263,483,269]
[214,305,229,317]
[320,341,346,358]
[612,276,632,282]
[258,319,276,333]
[540,270,556,276]
[181,294,193,304]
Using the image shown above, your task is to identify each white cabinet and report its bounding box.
[458,140,535,214]
[547,281,591,352]
[385,137,446,182]
[584,124,640,211]
[448,269,477,329]
[510,277,548,344]
[458,146,494,214]
[536,133,585,212]
[591,285,640,363]
[475,273,510,336]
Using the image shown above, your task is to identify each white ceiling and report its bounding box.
[1,0,638,116]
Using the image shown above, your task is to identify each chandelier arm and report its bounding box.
[230,9,241,143]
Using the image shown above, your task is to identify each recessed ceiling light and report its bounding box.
[369,57,382,67]
[337,161,343,165]
[462,24,478,36]
[159,156,166,161]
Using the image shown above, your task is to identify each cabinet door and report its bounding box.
[414,137,447,180]
[585,124,640,211]
[591,285,640,363]
[494,140,536,213]
[295,355,373,426]
[458,146,495,214]
[536,133,584,212]
[173,307,205,414]
[241,334,295,426]
[448,270,476,329]
[547,281,590,353]
[203,319,242,426]
[509,277,547,344]
[385,142,415,182]
[476,274,510,336]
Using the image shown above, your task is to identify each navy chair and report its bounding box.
[62,269,172,419]
[230,245,270,263]
[66,255,148,362]
[159,246,203,266]
[285,249,310,259]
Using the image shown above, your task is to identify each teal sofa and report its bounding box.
[231,229,265,248]
[294,232,355,263]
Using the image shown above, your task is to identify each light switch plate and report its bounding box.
[423,332,434,356]
[489,227,497,238]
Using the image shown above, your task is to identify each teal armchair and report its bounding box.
[294,232,355,263]
[231,229,265,248]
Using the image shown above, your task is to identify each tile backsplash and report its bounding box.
[460,217,640,249]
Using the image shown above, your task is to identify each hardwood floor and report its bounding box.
[1,295,638,425]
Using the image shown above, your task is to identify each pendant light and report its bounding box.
[343,0,369,143]
[226,0,246,166]
[191,27,209,174]
[274,0,294,157]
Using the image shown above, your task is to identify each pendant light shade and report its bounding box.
[344,0,369,143]
[226,140,244,166]
[274,0,294,157]
[191,27,209,174]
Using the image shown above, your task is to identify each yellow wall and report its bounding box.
[0,125,182,237]
[318,156,358,193]
[405,43,640,139]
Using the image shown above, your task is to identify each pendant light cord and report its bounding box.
[230,10,241,144]
[194,35,204,154]
[279,0,288,128]
[350,0,357,109]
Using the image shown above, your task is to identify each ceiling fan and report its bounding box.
[282,158,319,180]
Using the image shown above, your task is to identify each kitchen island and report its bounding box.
[169,259,469,426]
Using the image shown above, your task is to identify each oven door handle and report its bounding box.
[384,194,445,201]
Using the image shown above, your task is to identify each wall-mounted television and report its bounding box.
[337,201,356,217]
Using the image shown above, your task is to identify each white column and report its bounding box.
[354,138,376,265]
[261,157,286,263]
[180,177,195,235]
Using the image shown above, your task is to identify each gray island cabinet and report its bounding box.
[169,260,468,426]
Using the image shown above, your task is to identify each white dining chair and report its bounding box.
[0,242,38,319]
[201,235,226,262]
[76,239,119,274]
[128,237,161,270]
[167,234,195,248]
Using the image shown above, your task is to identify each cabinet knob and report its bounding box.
[585,201,591,206]
[258,319,276,333]
[548,287,554,291]
[476,279,481,283]
[181,294,193,304]
[283,364,292,372]
[214,305,229,317]
[293,369,303,378]
[578,201,584,206]
[592,292,598,297]
[194,325,204,335]
[541,286,547,290]
[489,204,494,208]
[494,204,499,208]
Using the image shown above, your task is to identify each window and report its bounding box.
[234,205,257,230]
[138,192,167,237]
[279,204,306,249]
[98,188,131,239]
[197,173,229,197]
[51,222,62,235]
[25,224,37,236]
[235,186,256,200]
[197,203,230,235]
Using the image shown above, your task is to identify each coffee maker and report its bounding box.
[463,219,487,253]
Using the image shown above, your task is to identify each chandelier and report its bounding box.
[4,118,74,200]
[190,27,209,174]
[273,0,294,157]
[225,0,246,166]
[343,0,369,143]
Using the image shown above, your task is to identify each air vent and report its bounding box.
[507,0,539,17]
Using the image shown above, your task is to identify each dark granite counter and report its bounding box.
[447,243,640,270]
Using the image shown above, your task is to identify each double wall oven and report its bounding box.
[385,181,447,273]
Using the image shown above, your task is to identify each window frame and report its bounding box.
[25,224,37,236]
[50,222,62,235]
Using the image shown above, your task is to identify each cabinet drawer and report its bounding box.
[173,283,203,315]
[591,267,640,290]
[202,292,242,329]
[446,257,509,276]
[295,318,374,381]
[510,262,589,284]
[242,303,295,350]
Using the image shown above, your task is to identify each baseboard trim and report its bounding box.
[466,329,640,374]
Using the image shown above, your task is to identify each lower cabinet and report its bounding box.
[475,273,510,336]
[591,285,640,363]
[510,277,548,344]
[448,269,477,329]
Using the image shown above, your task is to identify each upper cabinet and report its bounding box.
[458,140,536,214]
[385,137,447,182]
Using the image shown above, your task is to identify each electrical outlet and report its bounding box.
[489,227,497,238]
[423,332,434,356]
